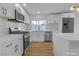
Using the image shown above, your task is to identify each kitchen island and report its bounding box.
[53,33,79,56]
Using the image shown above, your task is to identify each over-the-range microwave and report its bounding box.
[15,9,24,22]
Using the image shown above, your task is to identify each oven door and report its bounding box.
[23,34,30,52]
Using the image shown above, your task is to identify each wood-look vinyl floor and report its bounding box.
[24,42,54,56]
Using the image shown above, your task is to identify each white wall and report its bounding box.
[74,13,79,33]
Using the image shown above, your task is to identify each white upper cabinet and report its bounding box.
[21,10,30,24]
[48,15,61,23]
[0,41,16,56]
[0,3,30,23]
[24,13,30,24]
[14,4,30,24]
[0,3,15,19]
[62,13,75,18]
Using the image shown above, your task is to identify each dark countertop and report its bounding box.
[9,31,29,34]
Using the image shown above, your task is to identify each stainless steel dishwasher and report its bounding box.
[44,31,52,42]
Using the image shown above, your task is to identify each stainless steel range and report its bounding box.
[23,32,30,52]
[8,27,30,54]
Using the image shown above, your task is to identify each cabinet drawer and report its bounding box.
[0,41,17,56]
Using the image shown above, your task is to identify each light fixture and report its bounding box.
[76,7,79,12]
[70,6,79,12]
[70,6,75,11]
[23,3,27,6]
[37,11,40,14]
[14,3,19,7]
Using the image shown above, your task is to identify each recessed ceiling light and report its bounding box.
[37,11,40,14]
[15,3,19,7]
[23,3,27,6]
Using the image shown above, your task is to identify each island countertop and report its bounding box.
[53,33,79,40]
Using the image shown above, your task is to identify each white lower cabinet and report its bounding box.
[14,37,23,56]
[0,41,16,56]
[53,34,69,56]
[30,31,44,42]
[53,33,79,56]
[0,35,23,56]
[68,40,79,56]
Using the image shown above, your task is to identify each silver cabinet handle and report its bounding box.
[14,45,18,52]
[5,8,7,15]
[2,7,4,14]
[6,43,12,47]
[1,7,7,15]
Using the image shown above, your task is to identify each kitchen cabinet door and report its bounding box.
[47,23,59,32]
[5,3,15,19]
[24,14,30,24]
[17,38,23,56]
[13,35,23,56]
[48,15,61,23]
[44,31,52,42]
[0,41,16,56]
[0,46,6,56]
[0,3,15,19]
[30,31,44,42]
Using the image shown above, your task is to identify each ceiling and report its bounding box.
[22,3,79,15]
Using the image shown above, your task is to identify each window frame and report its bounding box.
[31,20,47,31]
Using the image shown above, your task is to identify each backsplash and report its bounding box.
[0,17,29,37]
[0,18,9,37]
